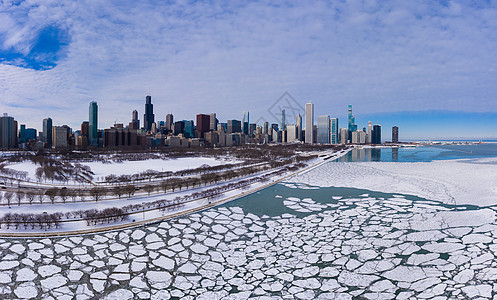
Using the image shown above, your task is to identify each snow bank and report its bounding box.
[288,157,497,206]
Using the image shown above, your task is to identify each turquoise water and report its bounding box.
[334,143,497,162]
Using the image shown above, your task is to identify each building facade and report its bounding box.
[305,103,314,144]
[89,101,98,146]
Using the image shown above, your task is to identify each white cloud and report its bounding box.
[0,0,496,132]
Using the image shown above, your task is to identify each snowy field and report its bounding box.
[7,156,241,182]
[288,157,497,206]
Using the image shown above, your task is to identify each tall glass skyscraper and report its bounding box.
[330,118,339,144]
[317,115,330,144]
[372,124,382,144]
[42,117,53,147]
[144,95,155,132]
[348,104,357,138]
[242,111,249,135]
[89,101,98,146]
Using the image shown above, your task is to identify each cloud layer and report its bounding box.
[0,0,496,138]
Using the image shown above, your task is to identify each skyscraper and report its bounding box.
[196,114,210,138]
[143,95,155,132]
[330,118,339,144]
[305,103,314,144]
[296,113,302,141]
[131,110,140,130]
[348,104,357,140]
[242,111,249,135]
[89,101,98,146]
[0,114,16,149]
[209,113,217,131]
[165,114,173,131]
[263,122,269,135]
[392,126,399,143]
[281,109,286,131]
[227,120,242,134]
[42,117,53,147]
[372,124,382,144]
[317,115,330,144]
[367,121,373,144]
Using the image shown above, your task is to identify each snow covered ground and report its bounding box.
[7,156,241,182]
[289,157,497,206]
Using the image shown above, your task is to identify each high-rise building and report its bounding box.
[227,120,242,134]
[317,115,330,144]
[348,104,357,141]
[165,114,174,131]
[367,121,373,144]
[196,114,210,138]
[184,120,195,138]
[281,109,286,131]
[42,117,53,147]
[263,122,269,135]
[372,124,382,144]
[52,126,68,148]
[143,95,155,132]
[242,111,249,135]
[296,113,302,141]
[392,126,399,143]
[305,103,314,144]
[330,118,339,144]
[286,124,298,143]
[0,114,16,149]
[130,110,140,130]
[174,121,185,136]
[249,123,256,137]
[340,128,348,144]
[209,113,217,131]
[89,101,98,146]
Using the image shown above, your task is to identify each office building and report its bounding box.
[227,120,242,134]
[348,104,357,141]
[209,113,217,131]
[392,126,399,143]
[0,114,16,149]
[281,109,286,131]
[42,117,53,147]
[165,114,173,131]
[89,101,98,146]
[331,118,339,144]
[184,120,195,138]
[286,124,298,143]
[249,123,256,137]
[174,121,185,136]
[263,122,269,135]
[372,124,382,144]
[19,125,37,144]
[367,121,372,144]
[317,115,330,144]
[340,128,348,144]
[305,103,314,144]
[296,113,302,141]
[143,95,155,132]
[130,110,140,130]
[52,126,68,148]
[242,111,249,135]
[196,114,210,138]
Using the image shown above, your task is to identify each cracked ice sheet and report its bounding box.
[287,158,497,206]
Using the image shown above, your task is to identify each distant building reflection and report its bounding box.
[371,148,381,161]
[392,147,399,162]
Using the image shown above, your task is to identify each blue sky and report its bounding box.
[0,0,496,140]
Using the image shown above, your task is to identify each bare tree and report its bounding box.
[4,192,13,208]
[36,193,45,204]
[144,184,155,196]
[25,192,36,205]
[59,188,69,203]
[124,185,135,198]
[16,191,25,206]
[113,186,124,199]
[45,188,58,204]
[90,188,106,202]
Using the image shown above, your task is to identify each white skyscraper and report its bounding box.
[367,121,373,144]
[305,103,314,144]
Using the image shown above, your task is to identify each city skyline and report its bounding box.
[1,1,496,139]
